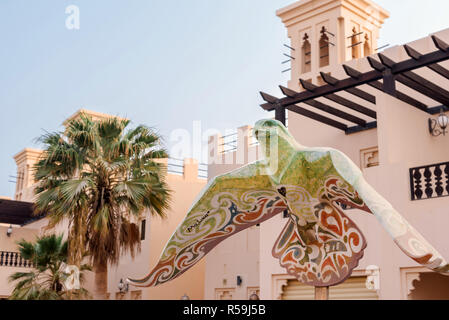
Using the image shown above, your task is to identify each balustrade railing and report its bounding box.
[167,158,208,179]
[220,132,238,154]
[0,251,33,268]
[198,163,208,179]
[410,162,449,201]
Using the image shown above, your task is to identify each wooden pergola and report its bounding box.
[260,35,449,134]
[0,199,46,226]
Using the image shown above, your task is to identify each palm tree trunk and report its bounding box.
[93,261,108,300]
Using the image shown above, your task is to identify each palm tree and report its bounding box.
[9,234,90,300]
[33,114,172,299]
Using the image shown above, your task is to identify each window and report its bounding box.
[319,27,330,67]
[140,219,146,241]
[281,277,379,300]
[351,27,361,59]
[301,33,311,74]
[16,169,25,191]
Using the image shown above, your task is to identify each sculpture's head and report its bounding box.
[254,119,301,157]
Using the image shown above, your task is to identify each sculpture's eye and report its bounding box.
[278,187,287,197]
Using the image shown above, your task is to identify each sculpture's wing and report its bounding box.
[330,148,449,274]
[127,161,288,287]
[354,176,449,273]
[272,178,369,287]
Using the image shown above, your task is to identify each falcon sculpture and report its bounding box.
[128,119,449,288]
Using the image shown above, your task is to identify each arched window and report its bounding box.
[319,27,329,67]
[351,27,361,59]
[364,33,371,57]
[302,34,311,74]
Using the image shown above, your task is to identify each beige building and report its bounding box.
[2,0,449,301]
[205,0,449,300]
[0,109,207,300]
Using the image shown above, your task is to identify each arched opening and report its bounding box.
[319,27,329,67]
[408,272,449,300]
[364,33,371,57]
[351,27,361,59]
[301,33,311,74]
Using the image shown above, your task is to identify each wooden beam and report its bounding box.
[300,79,377,118]
[389,37,449,74]
[366,57,429,111]
[303,100,367,126]
[404,44,449,80]
[261,43,449,111]
[300,79,317,92]
[366,80,428,112]
[346,121,378,134]
[404,44,423,60]
[260,69,384,111]
[344,65,425,111]
[367,56,386,72]
[379,49,449,94]
[286,105,348,131]
[428,105,449,115]
[279,85,299,98]
[326,92,376,118]
[432,35,449,52]
[396,73,449,106]
[0,214,31,225]
[382,69,397,96]
[260,92,279,105]
[320,72,376,104]
[428,64,449,80]
[280,86,368,125]
[275,105,286,125]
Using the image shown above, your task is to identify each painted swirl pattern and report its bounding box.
[129,188,287,287]
[128,119,449,289]
[272,177,369,287]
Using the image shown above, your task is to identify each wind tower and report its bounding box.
[277,0,389,88]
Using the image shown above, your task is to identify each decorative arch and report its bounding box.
[351,27,361,59]
[364,33,371,56]
[319,27,330,67]
[301,33,311,73]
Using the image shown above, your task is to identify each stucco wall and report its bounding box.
[108,159,207,300]
[1,158,206,300]
[205,12,449,300]
[0,225,39,297]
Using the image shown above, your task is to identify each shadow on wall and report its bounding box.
[409,272,449,300]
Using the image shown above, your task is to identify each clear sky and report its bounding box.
[1,0,449,198]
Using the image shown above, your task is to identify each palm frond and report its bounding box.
[34,115,172,271]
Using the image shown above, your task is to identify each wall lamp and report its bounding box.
[118,278,129,294]
[6,225,12,237]
[429,109,449,136]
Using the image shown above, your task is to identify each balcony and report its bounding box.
[410,162,449,201]
[0,251,32,268]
